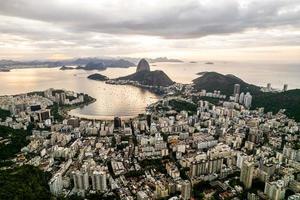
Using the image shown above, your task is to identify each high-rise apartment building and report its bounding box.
[234,84,241,96]
[240,160,254,189]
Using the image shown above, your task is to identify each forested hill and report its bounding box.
[193,72,300,121]
[0,165,51,200]
[252,89,300,121]
[193,72,261,96]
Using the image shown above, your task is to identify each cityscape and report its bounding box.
[0,1,300,200]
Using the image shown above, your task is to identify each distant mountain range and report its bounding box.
[147,57,183,63]
[119,57,183,64]
[0,56,183,70]
[76,62,106,70]
[0,58,134,69]
[60,63,107,71]
[0,59,63,68]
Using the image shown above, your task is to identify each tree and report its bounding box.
[0,165,51,200]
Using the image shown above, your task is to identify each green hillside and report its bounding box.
[117,70,174,87]
[193,72,300,121]
[253,89,300,121]
[0,165,51,200]
[193,72,261,96]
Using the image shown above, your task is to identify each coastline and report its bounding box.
[67,81,163,121]
[0,89,97,121]
[67,112,138,121]
[67,86,161,121]
[105,80,168,96]
[62,97,96,118]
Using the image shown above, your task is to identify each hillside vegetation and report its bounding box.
[117,70,174,87]
[193,72,261,96]
[0,125,32,160]
[0,165,51,200]
[252,89,300,121]
[193,72,300,121]
[0,109,10,121]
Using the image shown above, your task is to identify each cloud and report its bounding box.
[0,0,299,38]
[0,0,299,60]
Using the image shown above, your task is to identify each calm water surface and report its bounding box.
[0,61,299,119]
[0,67,159,119]
[151,61,300,89]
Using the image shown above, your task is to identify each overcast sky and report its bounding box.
[0,0,299,62]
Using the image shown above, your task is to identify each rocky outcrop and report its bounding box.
[115,58,174,87]
[117,70,174,87]
[87,73,109,81]
[60,66,74,70]
[136,59,150,72]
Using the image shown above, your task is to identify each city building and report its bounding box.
[234,84,240,96]
[240,160,254,189]
[49,173,63,196]
[91,170,107,192]
[114,117,121,129]
[181,180,191,200]
[244,92,252,109]
[264,180,286,200]
[283,84,288,92]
